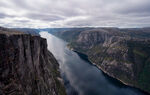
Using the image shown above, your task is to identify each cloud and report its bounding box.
[114,0,150,14]
[0,13,15,19]
[0,0,150,28]
[25,13,65,21]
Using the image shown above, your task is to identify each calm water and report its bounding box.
[40,32,147,95]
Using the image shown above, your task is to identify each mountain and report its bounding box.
[50,27,150,94]
[12,28,40,36]
[47,27,95,42]
[0,27,66,95]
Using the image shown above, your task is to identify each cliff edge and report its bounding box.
[0,27,66,95]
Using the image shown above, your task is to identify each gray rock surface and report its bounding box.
[0,27,66,95]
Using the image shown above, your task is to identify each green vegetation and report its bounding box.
[112,45,127,50]
[104,57,114,61]
[133,49,147,58]
[138,58,150,92]
[55,78,66,95]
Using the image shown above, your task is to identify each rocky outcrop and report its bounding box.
[0,27,66,95]
[12,28,40,36]
[52,27,150,94]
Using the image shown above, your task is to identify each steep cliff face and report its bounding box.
[0,28,66,95]
[52,28,150,94]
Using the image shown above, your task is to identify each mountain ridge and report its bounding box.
[50,27,150,94]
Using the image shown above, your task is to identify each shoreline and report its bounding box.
[71,48,150,95]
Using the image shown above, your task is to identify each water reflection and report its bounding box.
[40,32,147,95]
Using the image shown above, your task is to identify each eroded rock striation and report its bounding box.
[0,27,66,95]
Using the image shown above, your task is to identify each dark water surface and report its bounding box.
[40,32,147,95]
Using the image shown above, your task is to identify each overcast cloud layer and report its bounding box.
[0,0,150,28]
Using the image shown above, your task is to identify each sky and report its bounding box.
[0,0,150,28]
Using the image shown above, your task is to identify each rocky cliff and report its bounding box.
[51,27,150,94]
[0,27,66,95]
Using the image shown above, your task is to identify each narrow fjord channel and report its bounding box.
[40,32,147,95]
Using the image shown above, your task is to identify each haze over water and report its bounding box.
[40,32,147,95]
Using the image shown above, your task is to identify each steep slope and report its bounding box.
[0,27,66,95]
[52,27,150,94]
[48,27,95,42]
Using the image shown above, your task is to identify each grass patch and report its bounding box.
[133,49,147,58]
